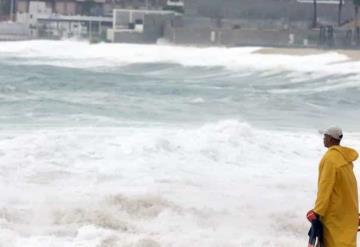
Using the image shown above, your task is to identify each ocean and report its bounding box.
[0,40,360,246]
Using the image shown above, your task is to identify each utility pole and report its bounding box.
[353,0,360,45]
[10,0,15,22]
[312,0,317,28]
[338,0,344,26]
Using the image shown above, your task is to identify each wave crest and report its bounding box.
[0,40,359,75]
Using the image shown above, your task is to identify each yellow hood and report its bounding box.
[329,146,358,163]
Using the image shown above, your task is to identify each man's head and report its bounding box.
[322,126,343,148]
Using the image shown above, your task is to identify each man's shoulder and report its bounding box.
[322,148,345,167]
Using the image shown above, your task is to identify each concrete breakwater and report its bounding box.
[161,17,358,48]
[163,26,318,48]
[0,22,30,41]
[163,26,359,49]
[2,9,359,50]
[109,12,359,49]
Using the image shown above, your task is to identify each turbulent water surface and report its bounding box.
[0,40,360,247]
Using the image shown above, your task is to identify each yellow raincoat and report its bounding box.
[314,145,359,247]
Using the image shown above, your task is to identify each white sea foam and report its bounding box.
[189,97,205,103]
[0,40,360,75]
[0,121,360,246]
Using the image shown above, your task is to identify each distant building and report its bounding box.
[163,0,184,13]
[12,0,355,25]
[15,0,169,16]
[8,0,359,48]
[184,0,353,24]
[16,0,106,16]
[108,8,179,43]
[15,1,112,39]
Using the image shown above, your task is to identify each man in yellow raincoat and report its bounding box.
[307,126,359,247]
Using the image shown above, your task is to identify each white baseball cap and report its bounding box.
[320,126,343,140]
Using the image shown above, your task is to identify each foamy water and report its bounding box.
[0,41,360,247]
[1,40,360,74]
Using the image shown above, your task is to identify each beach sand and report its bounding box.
[256,47,360,61]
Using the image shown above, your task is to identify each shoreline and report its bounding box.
[255,47,360,61]
[2,38,360,61]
